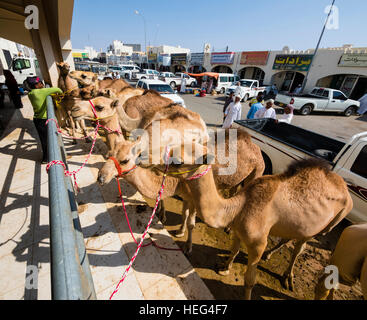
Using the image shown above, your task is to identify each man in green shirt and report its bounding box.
[26,77,62,164]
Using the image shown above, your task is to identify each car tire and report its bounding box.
[170,81,176,88]
[300,104,312,115]
[244,94,249,102]
[343,106,355,117]
[220,88,225,94]
[124,74,129,79]
[190,81,196,88]
[141,77,146,80]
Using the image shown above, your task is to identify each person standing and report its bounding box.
[277,105,294,124]
[180,76,187,94]
[207,77,214,94]
[4,70,23,108]
[293,84,302,95]
[223,92,234,122]
[357,93,367,115]
[222,95,242,129]
[249,92,264,107]
[254,99,277,120]
[26,77,62,164]
[247,100,263,119]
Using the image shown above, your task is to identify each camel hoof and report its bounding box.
[281,275,294,291]
[218,269,230,276]
[175,230,185,238]
[182,244,192,255]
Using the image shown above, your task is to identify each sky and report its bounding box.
[70,0,367,53]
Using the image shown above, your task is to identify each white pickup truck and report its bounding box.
[234,118,367,224]
[225,79,266,102]
[131,69,159,81]
[158,72,197,88]
[275,87,360,116]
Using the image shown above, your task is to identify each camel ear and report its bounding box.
[111,99,121,109]
[92,74,98,81]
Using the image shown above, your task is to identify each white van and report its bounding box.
[215,73,240,94]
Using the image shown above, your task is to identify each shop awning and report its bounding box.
[185,72,220,79]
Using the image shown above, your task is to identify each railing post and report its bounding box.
[46,96,96,299]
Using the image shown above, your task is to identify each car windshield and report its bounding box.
[240,80,253,87]
[149,84,174,94]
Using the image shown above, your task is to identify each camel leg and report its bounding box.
[176,201,189,238]
[79,119,92,143]
[218,234,241,276]
[262,239,291,261]
[243,238,268,300]
[281,239,307,291]
[183,206,196,255]
[67,110,77,144]
[314,273,331,300]
[157,201,166,224]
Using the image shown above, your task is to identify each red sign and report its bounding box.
[240,51,269,65]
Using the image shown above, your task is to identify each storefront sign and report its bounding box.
[190,53,204,66]
[72,52,89,59]
[273,54,313,71]
[148,53,157,63]
[338,53,367,67]
[240,51,269,65]
[211,52,235,65]
[171,53,187,66]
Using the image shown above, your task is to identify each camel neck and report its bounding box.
[123,166,178,200]
[185,166,245,229]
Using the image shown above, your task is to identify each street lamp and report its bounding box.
[134,10,147,63]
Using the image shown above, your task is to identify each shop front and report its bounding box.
[170,53,187,73]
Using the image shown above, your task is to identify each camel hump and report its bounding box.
[143,89,161,96]
[282,158,331,178]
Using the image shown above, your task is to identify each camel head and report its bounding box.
[56,62,70,75]
[71,96,118,121]
[96,88,117,98]
[80,85,99,100]
[98,137,141,185]
[69,70,98,87]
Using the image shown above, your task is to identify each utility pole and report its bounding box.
[301,0,336,93]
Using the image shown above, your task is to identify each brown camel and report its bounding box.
[71,92,208,142]
[141,149,353,300]
[98,129,265,254]
[69,70,130,99]
[56,62,90,143]
[314,223,367,300]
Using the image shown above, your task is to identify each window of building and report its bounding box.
[351,145,367,179]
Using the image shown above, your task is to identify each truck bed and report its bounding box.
[235,119,345,162]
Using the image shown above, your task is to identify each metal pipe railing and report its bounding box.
[46,96,96,300]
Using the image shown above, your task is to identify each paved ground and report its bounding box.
[0,95,213,300]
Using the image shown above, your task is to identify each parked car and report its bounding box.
[132,69,159,81]
[225,79,266,101]
[120,65,141,79]
[275,87,360,116]
[136,79,186,108]
[214,73,240,94]
[235,118,367,223]
[159,72,197,88]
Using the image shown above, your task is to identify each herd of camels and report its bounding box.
[55,61,367,300]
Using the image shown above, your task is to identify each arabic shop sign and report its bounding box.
[273,54,313,71]
[190,53,204,66]
[211,52,235,65]
[148,53,157,63]
[171,53,187,65]
[240,51,269,65]
[339,53,367,67]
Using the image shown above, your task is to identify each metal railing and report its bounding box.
[46,96,96,300]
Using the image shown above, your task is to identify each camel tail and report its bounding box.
[319,207,348,236]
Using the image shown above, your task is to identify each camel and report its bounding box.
[96,86,145,107]
[69,70,130,99]
[56,62,90,143]
[139,147,353,300]
[314,223,367,300]
[98,129,265,254]
[71,92,208,142]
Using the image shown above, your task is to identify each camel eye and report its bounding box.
[81,74,87,79]
[120,159,129,165]
[95,105,104,111]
